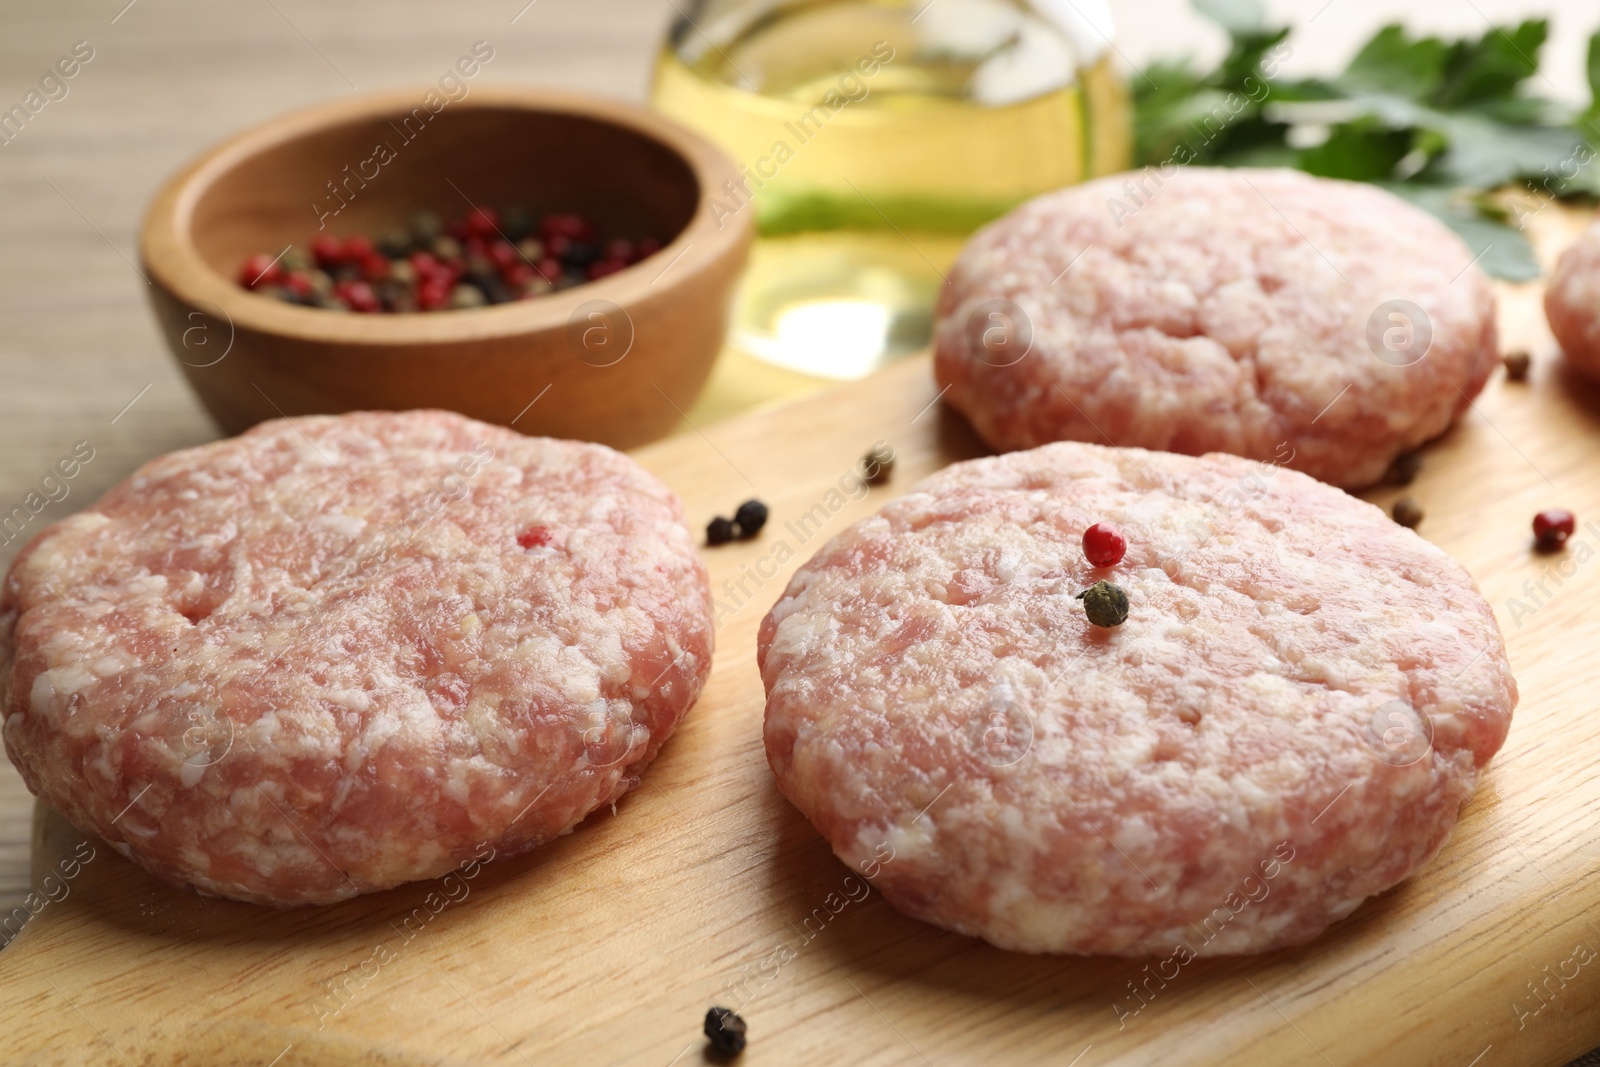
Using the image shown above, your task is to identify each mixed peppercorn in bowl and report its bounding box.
[238,206,665,314]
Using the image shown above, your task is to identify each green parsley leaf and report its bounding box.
[1134,4,1599,279]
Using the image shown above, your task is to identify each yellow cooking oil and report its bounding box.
[651,0,1129,409]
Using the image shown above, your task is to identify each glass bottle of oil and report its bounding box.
[652,0,1129,410]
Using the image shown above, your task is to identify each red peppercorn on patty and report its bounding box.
[933,168,1499,489]
[1,411,712,905]
[759,442,1515,956]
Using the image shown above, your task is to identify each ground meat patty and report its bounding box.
[1545,219,1600,381]
[933,167,1499,489]
[759,443,1515,956]
[1,411,712,906]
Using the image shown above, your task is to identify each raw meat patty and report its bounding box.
[1545,219,1600,381]
[1,411,712,906]
[933,167,1499,489]
[759,442,1515,955]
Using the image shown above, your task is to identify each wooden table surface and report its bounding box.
[4,1,1600,1063]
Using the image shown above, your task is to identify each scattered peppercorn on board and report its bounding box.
[3,204,1600,1067]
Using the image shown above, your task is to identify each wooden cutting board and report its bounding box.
[5,211,1600,1067]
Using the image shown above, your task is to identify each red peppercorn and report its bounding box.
[517,525,552,549]
[238,253,282,288]
[588,258,628,280]
[546,233,573,259]
[535,256,563,283]
[465,207,500,239]
[541,212,594,243]
[343,235,375,261]
[1082,522,1127,568]
[605,238,635,262]
[489,240,520,271]
[359,252,391,281]
[1533,508,1576,552]
[336,280,381,313]
[417,278,451,311]
[504,262,536,288]
[283,271,315,299]
[311,235,345,268]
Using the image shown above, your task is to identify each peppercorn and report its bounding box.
[1385,451,1423,486]
[238,207,661,312]
[542,212,594,243]
[733,500,769,538]
[706,516,736,546]
[376,280,414,313]
[431,235,464,262]
[409,210,443,246]
[1082,522,1127,568]
[1503,351,1531,382]
[501,203,534,242]
[1392,496,1424,529]
[564,242,601,267]
[311,235,345,269]
[704,1007,747,1056]
[1533,508,1575,552]
[281,246,313,273]
[332,279,379,313]
[465,206,500,240]
[377,227,413,259]
[863,442,895,485]
[238,253,282,289]
[448,284,487,310]
[1076,580,1129,628]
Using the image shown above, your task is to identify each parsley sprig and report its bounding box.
[1133,0,1600,280]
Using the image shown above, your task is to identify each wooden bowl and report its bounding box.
[139,87,752,449]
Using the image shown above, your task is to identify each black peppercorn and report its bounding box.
[706,516,736,546]
[1076,580,1129,628]
[704,1006,747,1056]
[409,210,443,246]
[1392,496,1424,529]
[377,227,413,259]
[733,500,769,538]
[863,442,895,485]
[501,203,534,242]
[1503,350,1531,382]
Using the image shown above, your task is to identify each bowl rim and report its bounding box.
[139,86,750,346]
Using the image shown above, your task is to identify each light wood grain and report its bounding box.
[4,196,1600,1064]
